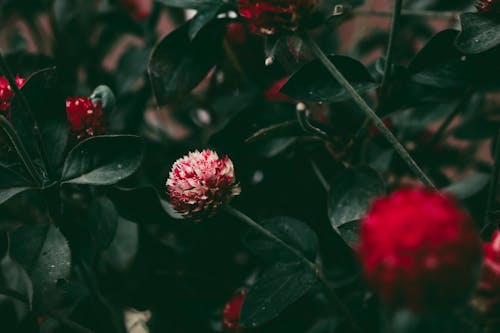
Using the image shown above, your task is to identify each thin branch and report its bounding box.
[244,120,298,143]
[296,103,331,142]
[224,205,362,332]
[353,9,459,20]
[430,93,472,147]
[301,34,436,189]
[309,159,330,192]
[380,0,403,97]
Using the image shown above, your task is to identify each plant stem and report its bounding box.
[380,0,403,97]
[296,103,331,142]
[302,34,436,189]
[0,50,51,180]
[0,115,42,186]
[223,205,362,332]
[483,129,500,234]
[429,94,472,147]
[353,9,458,20]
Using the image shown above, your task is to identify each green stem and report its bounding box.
[0,50,51,179]
[483,129,500,234]
[244,120,298,143]
[223,205,362,332]
[302,34,436,190]
[296,103,331,142]
[0,115,42,186]
[380,0,403,97]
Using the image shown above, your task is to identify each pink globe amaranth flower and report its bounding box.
[473,231,500,314]
[166,150,241,220]
[0,75,26,118]
[476,0,500,13]
[358,188,482,312]
[237,0,317,35]
[66,97,107,141]
[223,290,247,333]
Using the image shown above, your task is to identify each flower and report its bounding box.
[473,231,500,314]
[166,150,241,220]
[0,75,26,118]
[237,0,317,35]
[358,188,482,311]
[66,97,106,140]
[476,0,500,13]
[223,290,247,333]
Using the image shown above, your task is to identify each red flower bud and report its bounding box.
[66,97,106,141]
[237,0,317,36]
[474,231,500,314]
[476,0,500,13]
[120,0,151,20]
[0,75,26,118]
[166,150,241,220]
[223,290,247,333]
[358,188,482,311]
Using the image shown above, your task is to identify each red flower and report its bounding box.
[0,75,26,118]
[237,0,317,35]
[223,290,247,333]
[476,0,500,13]
[66,97,106,141]
[358,188,482,311]
[166,150,241,220]
[264,77,294,102]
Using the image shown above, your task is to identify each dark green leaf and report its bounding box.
[88,197,118,249]
[0,232,8,260]
[280,55,376,103]
[10,225,71,312]
[456,13,500,54]
[148,20,226,105]
[1,256,33,311]
[115,46,150,96]
[155,0,220,9]
[328,167,385,243]
[244,216,319,262]
[0,165,34,205]
[241,261,316,327]
[102,218,138,272]
[443,172,490,200]
[90,85,116,116]
[61,135,143,185]
[337,220,361,248]
[10,68,68,173]
[188,4,223,39]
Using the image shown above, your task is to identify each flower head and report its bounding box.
[473,231,500,314]
[237,0,317,35]
[476,0,500,13]
[166,150,240,220]
[358,188,482,311]
[223,290,247,333]
[0,75,26,118]
[66,97,106,141]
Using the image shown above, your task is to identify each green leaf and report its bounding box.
[155,0,221,9]
[10,68,68,173]
[243,216,318,262]
[241,261,316,328]
[148,20,225,105]
[188,4,223,39]
[1,256,33,313]
[328,167,385,245]
[443,172,490,200]
[0,165,34,205]
[61,135,143,185]
[88,197,118,249]
[280,55,376,103]
[456,13,500,54]
[9,225,71,312]
[102,218,139,272]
